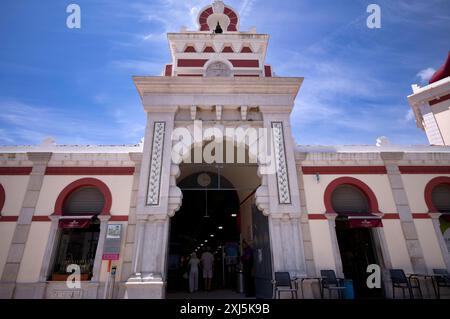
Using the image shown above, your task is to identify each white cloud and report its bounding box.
[239,0,257,18]
[417,67,436,83]
[404,109,415,122]
[0,99,144,146]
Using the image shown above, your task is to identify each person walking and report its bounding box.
[188,252,200,293]
[201,247,215,291]
[241,240,255,297]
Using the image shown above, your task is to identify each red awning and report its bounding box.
[337,212,383,229]
[58,215,93,229]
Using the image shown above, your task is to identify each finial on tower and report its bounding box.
[212,0,225,14]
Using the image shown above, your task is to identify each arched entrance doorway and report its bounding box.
[167,171,240,293]
[166,160,273,298]
[425,178,450,256]
[327,179,384,299]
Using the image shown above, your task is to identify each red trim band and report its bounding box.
[0,167,32,175]
[54,178,112,216]
[0,216,18,222]
[399,166,450,174]
[229,60,259,68]
[110,215,129,222]
[429,93,450,106]
[177,59,208,67]
[412,213,430,219]
[308,214,327,220]
[302,166,387,175]
[32,216,51,222]
[45,167,135,175]
[382,214,400,219]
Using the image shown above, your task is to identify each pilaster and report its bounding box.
[381,152,427,274]
[0,152,51,298]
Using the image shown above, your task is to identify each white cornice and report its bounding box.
[0,144,143,154]
[133,76,303,99]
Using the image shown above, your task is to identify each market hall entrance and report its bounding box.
[332,184,384,299]
[166,164,273,299]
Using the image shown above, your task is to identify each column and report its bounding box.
[91,215,111,282]
[38,215,61,282]
[0,152,51,299]
[120,153,142,282]
[126,108,181,299]
[382,152,427,274]
[257,108,307,278]
[325,213,344,277]
[295,153,316,277]
[269,215,307,278]
[429,213,450,271]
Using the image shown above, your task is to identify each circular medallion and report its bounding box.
[197,173,211,187]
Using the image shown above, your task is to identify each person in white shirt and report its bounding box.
[201,247,215,291]
[188,252,200,293]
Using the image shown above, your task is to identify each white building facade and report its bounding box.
[0,1,449,299]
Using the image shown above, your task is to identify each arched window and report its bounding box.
[51,183,109,281]
[331,184,369,214]
[324,177,382,228]
[432,184,450,213]
[0,183,5,214]
[63,186,105,215]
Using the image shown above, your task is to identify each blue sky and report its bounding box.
[0,0,449,146]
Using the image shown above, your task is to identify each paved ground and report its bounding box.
[167,289,255,299]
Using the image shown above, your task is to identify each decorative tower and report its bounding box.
[408,52,450,145]
[127,0,307,299]
[162,0,273,78]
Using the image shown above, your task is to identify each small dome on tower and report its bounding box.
[198,1,239,32]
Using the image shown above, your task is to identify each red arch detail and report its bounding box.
[324,177,381,214]
[0,184,5,214]
[198,6,238,32]
[424,176,450,213]
[53,178,112,216]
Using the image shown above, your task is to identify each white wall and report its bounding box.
[415,219,446,270]
[309,220,336,272]
[382,220,413,272]
[0,176,29,216]
[34,175,134,216]
[17,222,51,283]
[0,222,16,277]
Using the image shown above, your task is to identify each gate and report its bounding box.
[252,204,273,299]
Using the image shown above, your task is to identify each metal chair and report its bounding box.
[389,269,422,299]
[432,269,450,299]
[272,272,298,299]
[320,270,346,299]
